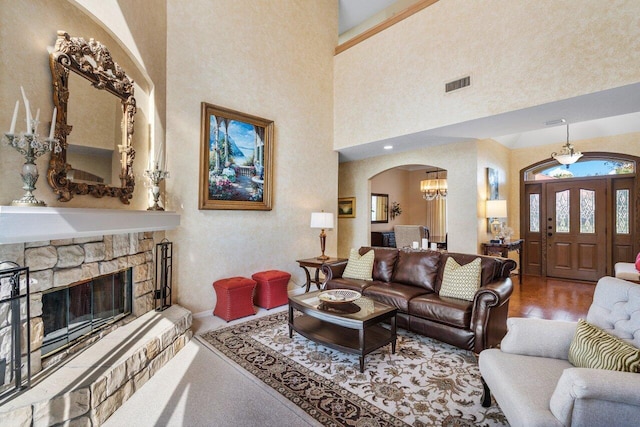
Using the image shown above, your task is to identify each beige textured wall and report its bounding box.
[0,0,162,209]
[165,0,338,314]
[334,0,640,149]
[338,140,478,257]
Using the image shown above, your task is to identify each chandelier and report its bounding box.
[420,169,447,201]
[551,123,582,168]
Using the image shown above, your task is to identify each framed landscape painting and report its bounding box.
[199,103,274,210]
[338,197,356,218]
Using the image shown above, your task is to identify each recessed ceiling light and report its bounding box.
[383,145,393,150]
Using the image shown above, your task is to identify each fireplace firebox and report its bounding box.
[41,269,132,356]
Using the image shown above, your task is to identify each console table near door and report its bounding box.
[481,239,524,284]
[296,257,347,292]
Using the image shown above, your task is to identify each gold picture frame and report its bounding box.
[338,197,356,218]
[199,103,274,210]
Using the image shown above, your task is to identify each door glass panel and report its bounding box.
[529,193,540,232]
[556,190,570,233]
[580,189,595,233]
[616,189,630,234]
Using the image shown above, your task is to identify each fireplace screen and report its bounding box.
[0,263,31,399]
[41,269,132,356]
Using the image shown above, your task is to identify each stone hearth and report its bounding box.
[0,209,188,426]
[0,305,192,426]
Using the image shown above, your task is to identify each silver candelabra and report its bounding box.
[3,131,60,207]
[144,163,170,210]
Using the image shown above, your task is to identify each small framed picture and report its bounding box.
[338,197,356,218]
[487,167,499,200]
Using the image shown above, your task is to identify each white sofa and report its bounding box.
[479,276,640,427]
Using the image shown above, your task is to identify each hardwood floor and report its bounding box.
[508,275,596,321]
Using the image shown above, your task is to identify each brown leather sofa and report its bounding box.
[322,247,516,353]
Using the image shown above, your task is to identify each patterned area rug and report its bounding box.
[198,312,507,426]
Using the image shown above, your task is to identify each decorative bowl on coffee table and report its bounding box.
[318,289,361,303]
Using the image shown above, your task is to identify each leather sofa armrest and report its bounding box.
[499,317,577,359]
[470,278,514,353]
[476,278,513,304]
[550,368,640,425]
[321,261,348,283]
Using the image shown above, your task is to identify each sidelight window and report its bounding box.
[616,189,630,234]
[529,193,540,232]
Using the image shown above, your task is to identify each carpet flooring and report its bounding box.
[198,312,507,427]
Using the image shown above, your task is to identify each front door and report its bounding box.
[545,180,607,281]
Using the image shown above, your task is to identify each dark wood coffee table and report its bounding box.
[288,291,397,372]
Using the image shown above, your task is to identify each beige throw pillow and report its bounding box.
[568,319,640,372]
[439,257,482,301]
[342,249,374,280]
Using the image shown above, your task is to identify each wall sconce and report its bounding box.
[486,199,507,239]
[310,211,334,260]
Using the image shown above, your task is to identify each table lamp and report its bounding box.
[486,199,507,240]
[310,211,334,260]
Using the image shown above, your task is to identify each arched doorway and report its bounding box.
[520,152,640,281]
[369,165,447,248]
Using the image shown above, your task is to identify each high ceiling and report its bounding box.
[338,0,398,34]
[336,1,640,162]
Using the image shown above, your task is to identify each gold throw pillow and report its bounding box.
[439,257,482,301]
[342,249,374,280]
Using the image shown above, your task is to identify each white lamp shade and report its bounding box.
[310,212,334,229]
[486,200,507,218]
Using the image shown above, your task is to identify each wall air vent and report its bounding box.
[445,76,470,93]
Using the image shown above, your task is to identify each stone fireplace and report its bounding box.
[0,207,189,425]
[10,231,158,374]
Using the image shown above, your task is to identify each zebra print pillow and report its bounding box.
[568,319,640,372]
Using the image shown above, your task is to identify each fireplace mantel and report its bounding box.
[0,206,180,244]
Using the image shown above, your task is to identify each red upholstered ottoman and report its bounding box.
[251,270,291,309]
[212,277,257,321]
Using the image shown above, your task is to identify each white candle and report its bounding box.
[20,86,30,132]
[163,144,167,171]
[48,107,57,139]
[9,100,19,134]
[34,108,40,134]
[25,100,31,134]
[421,238,429,250]
[20,86,28,106]
[155,139,164,170]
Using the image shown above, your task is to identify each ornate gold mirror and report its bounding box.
[48,31,136,204]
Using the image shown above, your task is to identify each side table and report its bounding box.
[481,239,524,284]
[296,257,347,292]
